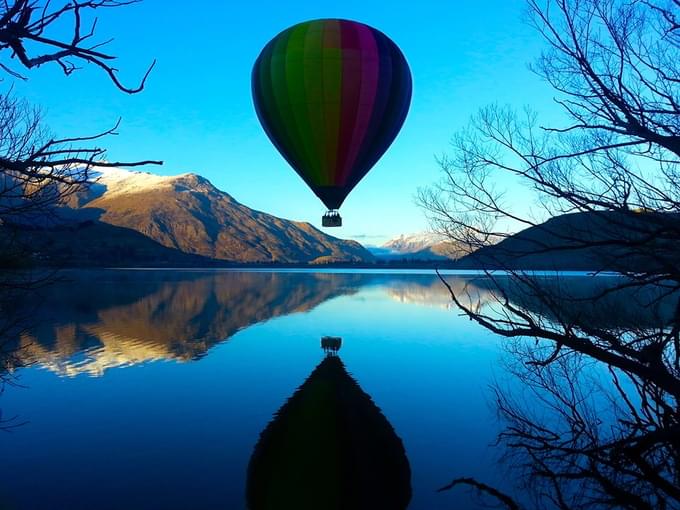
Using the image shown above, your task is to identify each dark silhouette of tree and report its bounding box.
[0,0,159,410]
[0,0,155,92]
[0,95,160,225]
[0,0,161,227]
[0,0,161,245]
[419,0,680,508]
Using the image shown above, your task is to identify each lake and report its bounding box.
[0,269,645,509]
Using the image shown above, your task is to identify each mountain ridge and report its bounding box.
[456,210,680,271]
[370,232,466,260]
[56,167,373,264]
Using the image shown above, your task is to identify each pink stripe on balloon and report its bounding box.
[336,21,362,186]
[337,23,380,186]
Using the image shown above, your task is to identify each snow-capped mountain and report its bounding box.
[382,232,445,253]
[368,232,467,260]
[52,166,373,264]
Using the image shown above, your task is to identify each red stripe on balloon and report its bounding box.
[322,20,341,185]
[336,21,363,186]
[350,30,394,189]
[339,23,380,186]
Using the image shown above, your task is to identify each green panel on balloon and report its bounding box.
[252,19,412,211]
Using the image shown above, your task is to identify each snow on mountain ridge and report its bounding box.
[60,165,374,264]
[382,232,445,253]
[90,166,208,198]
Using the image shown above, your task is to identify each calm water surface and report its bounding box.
[0,269,626,509]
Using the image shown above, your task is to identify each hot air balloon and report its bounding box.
[252,19,412,227]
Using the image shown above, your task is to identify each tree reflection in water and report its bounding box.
[438,274,680,510]
[246,339,411,510]
[4,270,678,507]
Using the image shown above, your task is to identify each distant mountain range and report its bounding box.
[371,210,680,271]
[4,167,374,266]
[369,233,466,260]
[3,166,678,270]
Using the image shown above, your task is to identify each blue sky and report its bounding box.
[13,0,559,244]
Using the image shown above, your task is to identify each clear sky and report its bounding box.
[12,0,560,245]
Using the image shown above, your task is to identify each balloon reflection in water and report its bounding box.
[246,338,411,509]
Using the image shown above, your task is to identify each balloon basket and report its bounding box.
[322,210,342,227]
[321,336,342,355]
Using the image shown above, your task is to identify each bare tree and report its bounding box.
[489,347,680,510]
[0,0,155,93]
[439,275,680,510]
[0,1,158,404]
[420,0,680,265]
[0,95,161,224]
[0,0,161,226]
[0,0,161,271]
[420,0,680,508]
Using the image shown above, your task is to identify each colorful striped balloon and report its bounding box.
[252,19,412,211]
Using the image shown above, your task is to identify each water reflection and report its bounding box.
[386,276,490,309]
[384,272,678,329]
[1,270,677,509]
[4,270,677,377]
[246,339,411,510]
[7,271,362,375]
[437,274,680,509]
[467,274,679,330]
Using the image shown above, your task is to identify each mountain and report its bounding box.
[2,220,216,267]
[371,233,465,260]
[55,167,373,264]
[457,210,680,271]
[383,232,443,253]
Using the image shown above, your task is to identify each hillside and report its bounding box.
[1,220,215,267]
[457,210,680,271]
[54,167,373,264]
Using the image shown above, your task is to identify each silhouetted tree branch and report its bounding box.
[0,0,155,93]
[437,477,521,510]
[0,95,161,224]
[0,1,158,401]
[422,0,680,508]
[0,0,161,228]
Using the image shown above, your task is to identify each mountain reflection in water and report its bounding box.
[1,269,678,510]
[247,340,411,510]
[8,271,362,375]
[4,270,677,377]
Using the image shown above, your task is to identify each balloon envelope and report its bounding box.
[252,19,412,210]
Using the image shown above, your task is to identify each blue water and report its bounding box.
[0,270,518,509]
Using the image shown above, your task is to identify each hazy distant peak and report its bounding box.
[382,232,444,252]
[371,231,467,261]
